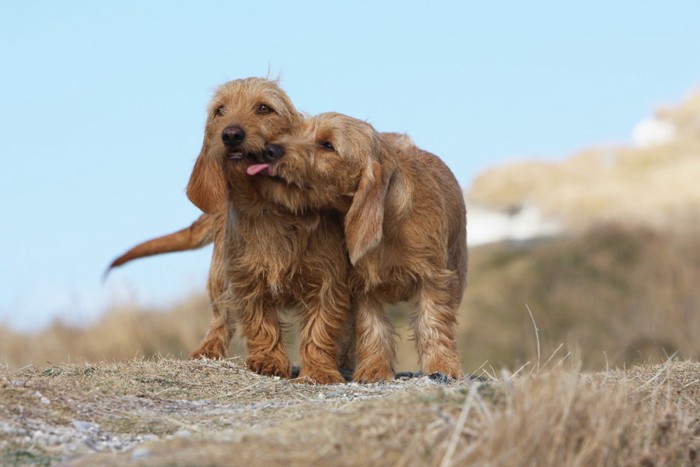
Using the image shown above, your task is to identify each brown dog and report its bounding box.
[109,79,350,383]
[262,112,467,382]
[184,80,350,383]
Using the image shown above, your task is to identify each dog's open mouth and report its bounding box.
[226,150,245,161]
[246,163,286,183]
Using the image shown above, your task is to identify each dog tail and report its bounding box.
[103,212,216,280]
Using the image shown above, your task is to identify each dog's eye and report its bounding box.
[215,105,226,117]
[256,104,274,115]
[319,141,335,152]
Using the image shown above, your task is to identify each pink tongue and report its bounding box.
[246,164,270,176]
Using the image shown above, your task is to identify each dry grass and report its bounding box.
[0,357,697,466]
[458,224,700,371]
[0,295,244,369]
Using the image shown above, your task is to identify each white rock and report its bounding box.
[131,447,150,460]
[632,117,676,148]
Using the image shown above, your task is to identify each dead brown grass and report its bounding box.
[0,295,243,369]
[1,358,697,466]
[458,225,700,372]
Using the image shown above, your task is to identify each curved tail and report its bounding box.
[104,212,217,280]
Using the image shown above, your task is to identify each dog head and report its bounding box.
[257,112,397,264]
[187,78,302,213]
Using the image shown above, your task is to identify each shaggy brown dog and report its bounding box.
[110,78,306,362]
[262,113,467,382]
[109,79,350,384]
[184,79,350,383]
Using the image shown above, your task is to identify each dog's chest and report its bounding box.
[228,212,318,295]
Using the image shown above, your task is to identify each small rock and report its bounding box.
[34,391,51,404]
[72,420,100,433]
[396,371,423,380]
[131,447,150,460]
[428,372,452,384]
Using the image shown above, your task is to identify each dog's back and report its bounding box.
[388,140,467,297]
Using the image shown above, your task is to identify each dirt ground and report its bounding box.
[1,358,698,466]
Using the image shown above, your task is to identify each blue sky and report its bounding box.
[1,1,699,330]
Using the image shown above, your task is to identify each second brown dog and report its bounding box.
[261,112,468,382]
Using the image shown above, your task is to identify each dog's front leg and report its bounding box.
[191,239,232,359]
[239,298,290,378]
[295,285,348,384]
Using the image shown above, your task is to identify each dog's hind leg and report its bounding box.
[412,272,463,379]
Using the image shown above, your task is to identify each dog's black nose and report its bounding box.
[222,125,246,146]
[264,143,285,161]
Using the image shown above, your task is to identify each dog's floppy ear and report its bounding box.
[186,139,226,214]
[344,140,395,265]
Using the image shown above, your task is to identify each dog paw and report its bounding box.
[422,358,462,380]
[191,341,227,360]
[295,369,345,385]
[246,354,290,378]
[352,364,395,383]
[423,366,461,380]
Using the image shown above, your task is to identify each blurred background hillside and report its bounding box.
[3,89,699,371]
[467,88,700,231]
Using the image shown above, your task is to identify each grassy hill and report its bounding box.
[458,224,700,371]
[2,358,697,466]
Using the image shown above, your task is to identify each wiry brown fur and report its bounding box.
[190,80,350,384]
[267,113,468,382]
